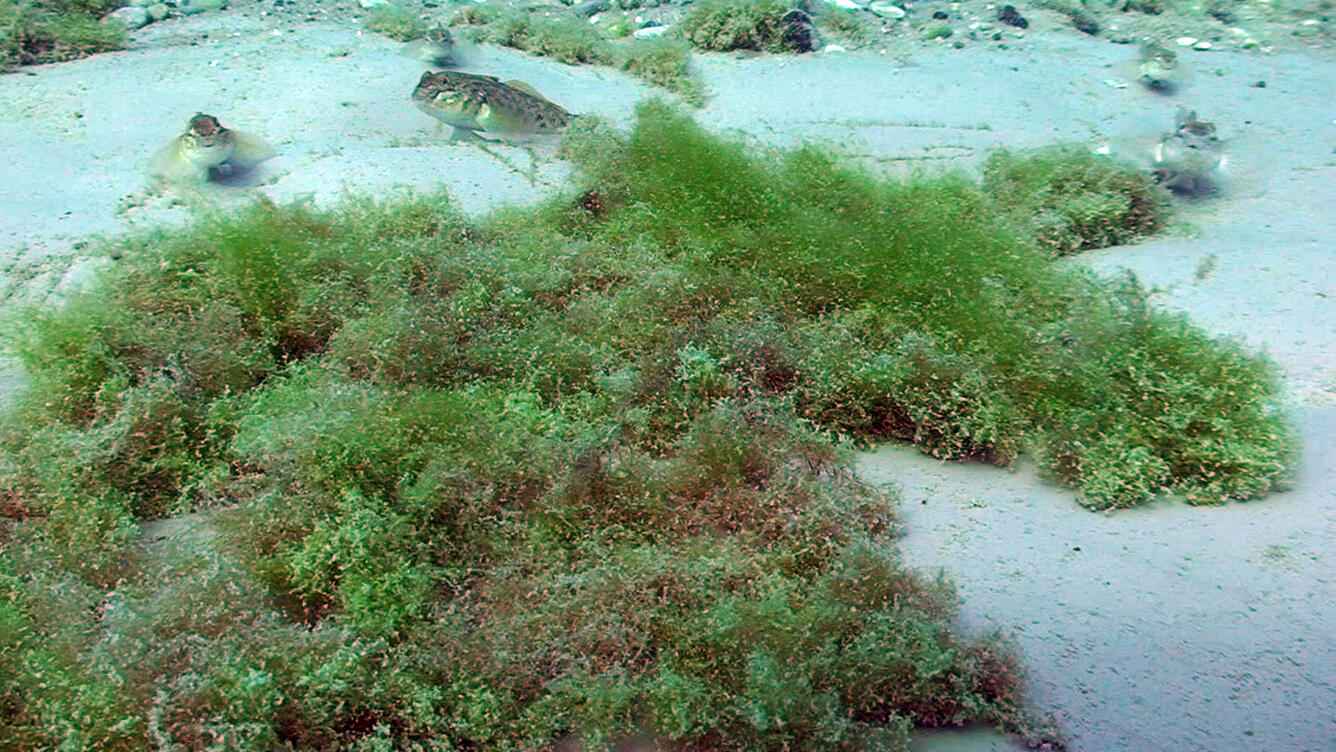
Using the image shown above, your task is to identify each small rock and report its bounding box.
[107,5,150,28]
[822,0,865,8]
[998,4,1027,28]
[822,43,846,53]
[1193,40,1212,50]
[1242,37,1260,49]
[1251,79,1266,88]
[1175,36,1197,46]
[175,0,226,14]
[931,10,948,19]
[570,0,608,17]
[632,24,668,38]
[146,2,170,21]
[1070,12,1099,35]
[358,0,389,6]
[615,0,639,8]
[780,8,818,53]
[923,21,952,39]
[868,2,905,19]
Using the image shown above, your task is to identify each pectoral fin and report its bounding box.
[229,131,276,168]
[149,138,208,184]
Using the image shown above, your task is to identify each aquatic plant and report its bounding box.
[982,145,1172,257]
[617,35,705,106]
[1037,0,1102,34]
[680,0,810,53]
[0,0,125,70]
[362,2,424,42]
[450,8,706,105]
[815,4,873,43]
[458,7,615,65]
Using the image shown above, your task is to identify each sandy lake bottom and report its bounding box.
[1,10,1333,751]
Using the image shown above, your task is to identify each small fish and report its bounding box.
[400,25,457,67]
[1134,43,1183,94]
[410,70,572,141]
[150,113,275,184]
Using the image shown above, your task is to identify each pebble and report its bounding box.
[822,0,864,9]
[1175,36,1197,46]
[146,2,170,21]
[868,2,906,19]
[358,0,390,6]
[1193,40,1212,50]
[823,43,847,53]
[107,5,150,28]
[632,24,668,38]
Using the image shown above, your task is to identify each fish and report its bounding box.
[400,25,457,67]
[149,113,275,184]
[1133,42,1184,94]
[1151,109,1226,197]
[410,70,573,141]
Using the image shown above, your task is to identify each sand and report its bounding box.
[0,7,1332,751]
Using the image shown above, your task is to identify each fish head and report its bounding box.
[412,71,484,130]
[179,113,236,167]
[184,113,231,146]
[401,26,456,65]
[423,25,453,46]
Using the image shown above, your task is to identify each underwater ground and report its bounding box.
[1,1,1333,750]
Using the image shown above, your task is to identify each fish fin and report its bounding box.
[450,127,494,143]
[400,40,428,60]
[149,138,208,184]
[401,39,455,65]
[229,131,276,168]
[503,79,556,102]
